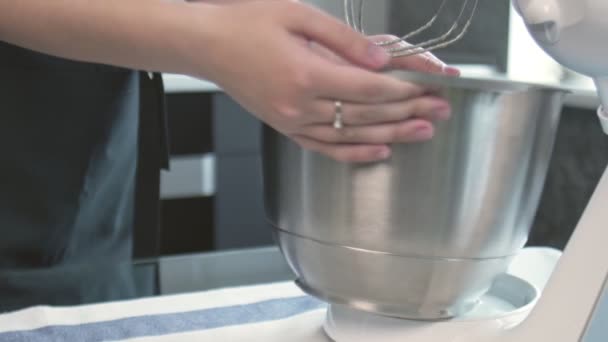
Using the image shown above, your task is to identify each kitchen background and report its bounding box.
[138,0,608,264]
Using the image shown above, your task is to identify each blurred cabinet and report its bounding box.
[154,92,272,257]
[157,93,215,256]
[212,94,273,250]
[389,0,511,71]
[528,106,608,249]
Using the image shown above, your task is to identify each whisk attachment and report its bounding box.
[344,0,479,57]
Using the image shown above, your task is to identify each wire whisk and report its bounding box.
[343,0,479,57]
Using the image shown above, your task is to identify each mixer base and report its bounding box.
[323,247,562,342]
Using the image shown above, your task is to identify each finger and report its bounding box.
[285,3,390,70]
[391,51,461,76]
[299,119,436,145]
[312,63,432,104]
[292,135,392,163]
[307,41,348,65]
[368,35,460,76]
[309,96,451,126]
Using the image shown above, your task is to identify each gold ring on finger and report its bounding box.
[333,100,344,130]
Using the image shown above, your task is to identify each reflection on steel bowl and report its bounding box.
[263,71,567,320]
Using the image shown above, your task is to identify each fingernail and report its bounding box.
[375,147,391,160]
[368,44,390,67]
[442,65,461,77]
[433,104,452,120]
[413,126,434,140]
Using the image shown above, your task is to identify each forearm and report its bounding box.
[0,0,219,77]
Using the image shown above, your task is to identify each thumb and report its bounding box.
[288,4,391,70]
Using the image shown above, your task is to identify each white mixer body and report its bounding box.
[599,108,608,135]
[514,0,608,110]
[514,0,605,76]
[325,306,529,342]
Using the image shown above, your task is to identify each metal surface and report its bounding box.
[343,0,479,57]
[263,70,567,320]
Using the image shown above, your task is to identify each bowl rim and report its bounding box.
[387,70,571,94]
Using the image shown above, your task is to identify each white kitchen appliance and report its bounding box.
[322,1,608,340]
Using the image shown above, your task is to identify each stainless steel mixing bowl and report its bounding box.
[262,71,567,320]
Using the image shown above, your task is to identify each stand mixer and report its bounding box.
[264,0,608,340]
[513,0,608,135]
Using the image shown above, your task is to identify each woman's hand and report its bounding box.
[0,0,455,163]
[199,2,455,162]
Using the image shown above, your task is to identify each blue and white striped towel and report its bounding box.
[0,282,329,342]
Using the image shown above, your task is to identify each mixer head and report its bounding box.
[513,0,608,113]
[343,0,479,57]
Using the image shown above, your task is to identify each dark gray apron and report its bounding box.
[0,42,168,312]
